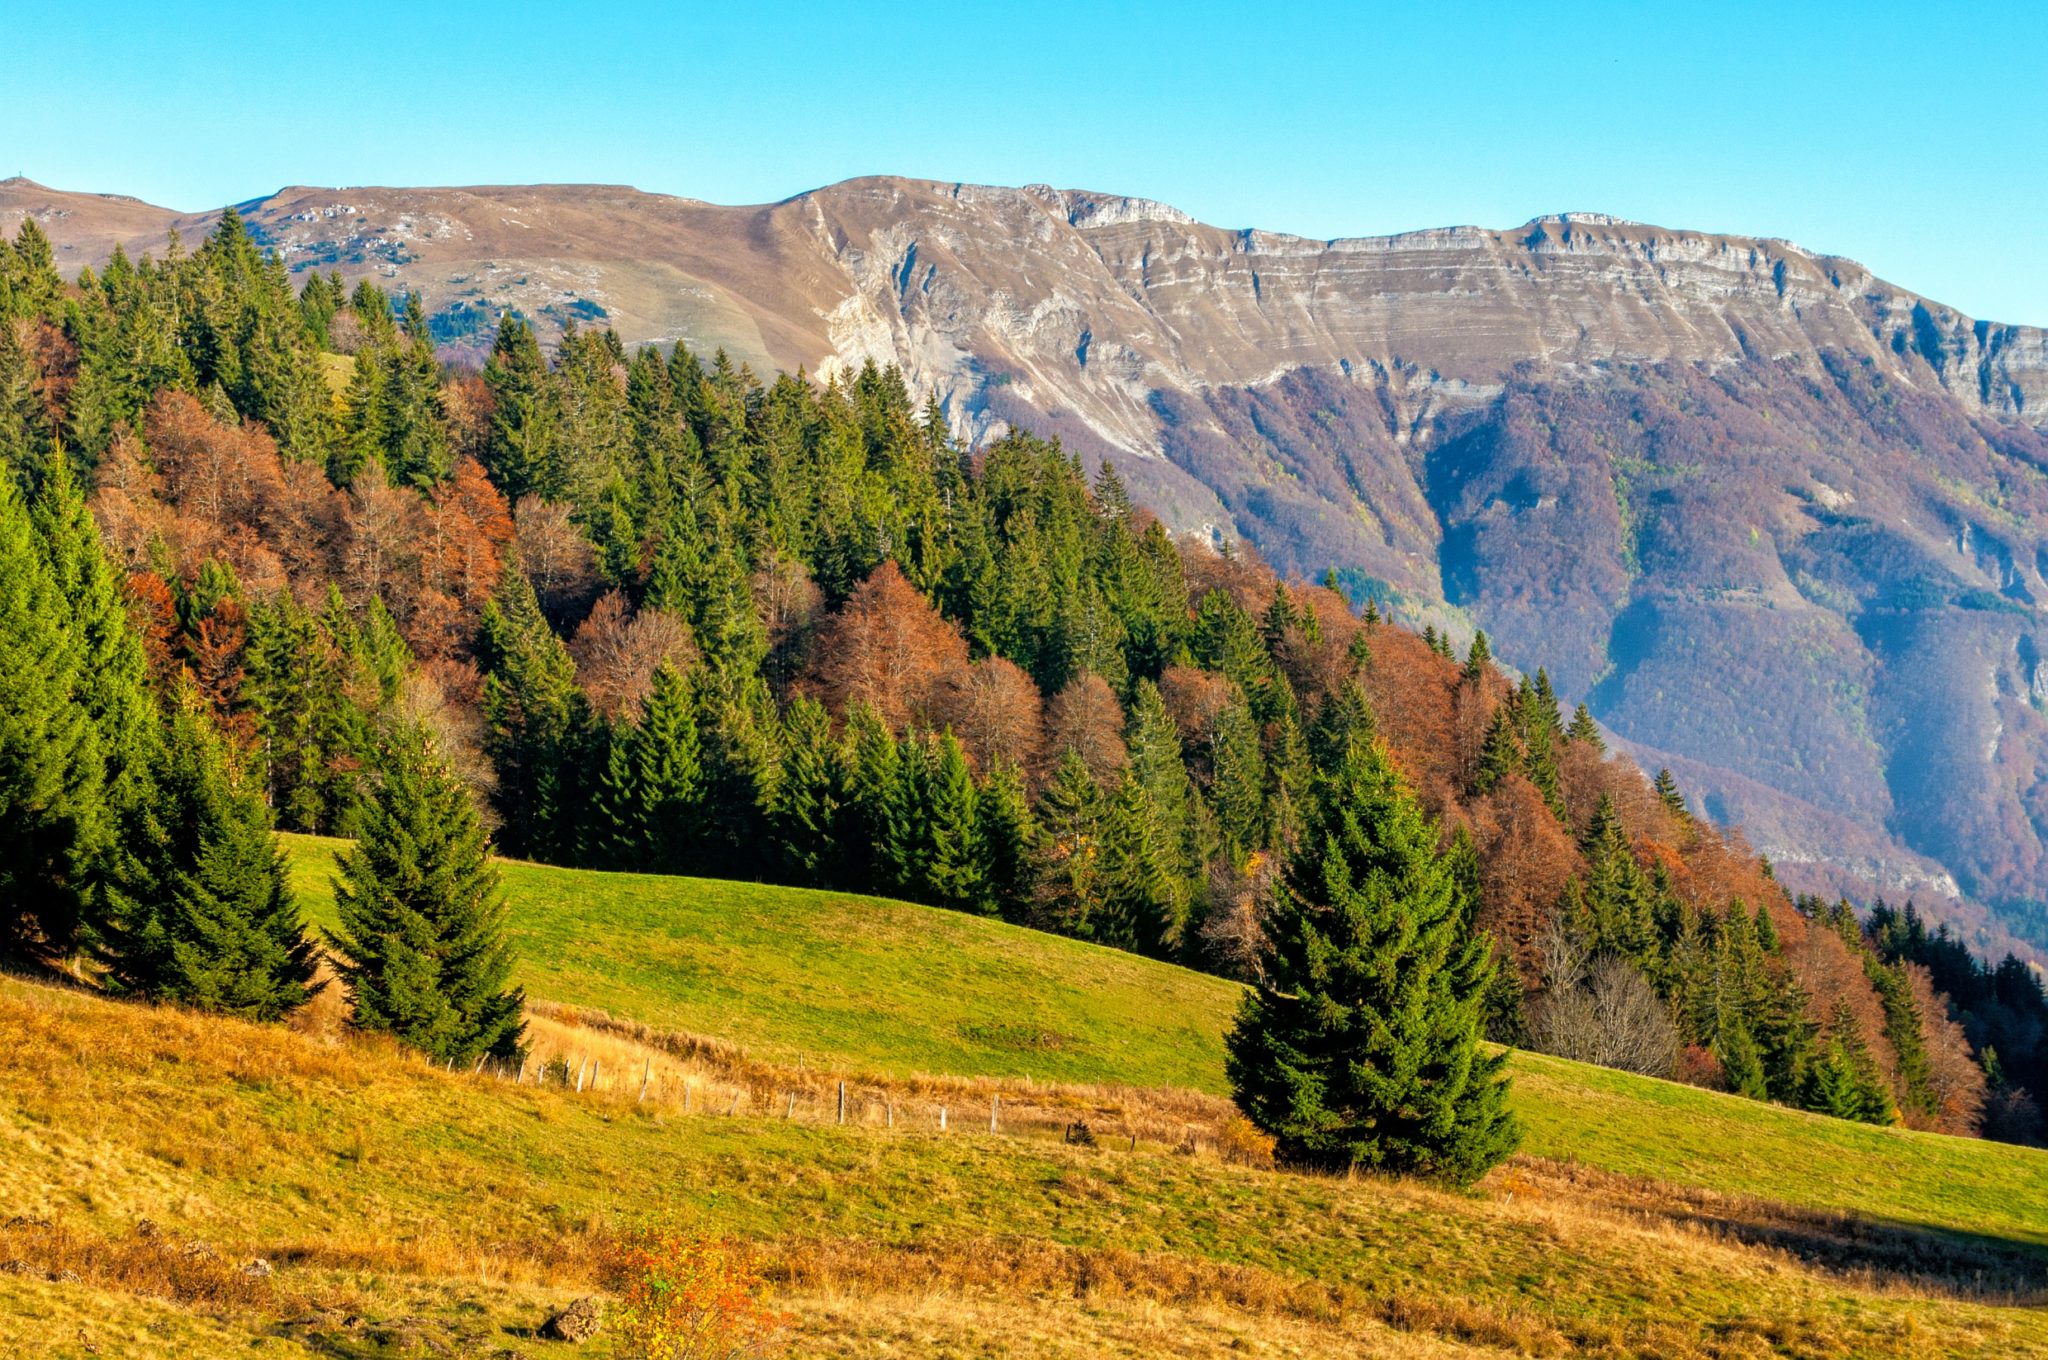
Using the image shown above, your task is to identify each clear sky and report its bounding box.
[8,0,2044,323]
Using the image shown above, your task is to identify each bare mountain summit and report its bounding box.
[8,173,2048,953]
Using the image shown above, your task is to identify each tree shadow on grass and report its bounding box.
[1515,1156,2048,1304]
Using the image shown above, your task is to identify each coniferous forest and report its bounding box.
[3,208,2046,1148]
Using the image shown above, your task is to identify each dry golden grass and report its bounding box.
[6,973,2048,1359]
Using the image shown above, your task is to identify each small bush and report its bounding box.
[1217,1115,1276,1166]
[605,1233,789,1360]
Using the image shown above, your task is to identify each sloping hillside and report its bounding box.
[7,172,2044,945]
[5,848,2048,1358]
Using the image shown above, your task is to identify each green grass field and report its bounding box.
[280,835,2048,1253]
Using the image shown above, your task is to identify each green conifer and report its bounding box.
[328,723,525,1063]
[0,473,98,959]
[100,696,318,1020]
[1566,703,1603,750]
[1225,726,1520,1182]
[1463,629,1491,681]
[1472,704,1522,795]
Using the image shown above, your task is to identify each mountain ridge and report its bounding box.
[7,172,2047,958]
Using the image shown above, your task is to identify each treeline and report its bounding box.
[0,211,2033,1139]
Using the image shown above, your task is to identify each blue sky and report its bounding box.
[9,1,2044,322]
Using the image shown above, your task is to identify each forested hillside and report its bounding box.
[2,209,2044,1143]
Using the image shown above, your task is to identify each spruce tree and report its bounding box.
[1034,750,1108,938]
[1210,692,1269,867]
[977,760,1037,920]
[1472,704,1522,795]
[481,315,563,502]
[838,704,901,894]
[1566,703,1603,750]
[768,696,841,885]
[478,565,591,862]
[922,732,988,912]
[328,723,525,1064]
[100,696,318,1020]
[0,472,99,959]
[597,662,702,871]
[1653,767,1688,817]
[1804,1003,1896,1125]
[1463,629,1491,681]
[1225,724,1519,1182]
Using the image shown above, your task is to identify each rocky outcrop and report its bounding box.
[8,172,2047,950]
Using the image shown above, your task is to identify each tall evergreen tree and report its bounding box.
[0,473,99,959]
[480,315,563,502]
[1225,726,1519,1182]
[768,695,841,885]
[328,723,525,1063]
[1463,629,1491,681]
[1472,704,1522,796]
[1566,702,1603,750]
[977,760,1037,920]
[922,732,988,912]
[478,565,591,862]
[99,696,318,1019]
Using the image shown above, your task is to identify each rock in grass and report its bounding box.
[540,1297,603,1342]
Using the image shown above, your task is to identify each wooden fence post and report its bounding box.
[990,1094,1000,1134]
[785,1091,796,1119]
[727,1090,741,1116]
[837,1082,846,1125]
[939,1105,948,1132]
[638,1059,651,1103]
[515,1057,527,1085]
[592,1060,601,1092]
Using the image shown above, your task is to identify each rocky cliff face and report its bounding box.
[8,174,2047,952]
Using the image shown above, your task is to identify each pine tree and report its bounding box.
[768,696,841,885]
[922,732,988,912]
[328,723,525,1063]
[1653,767,1687,817]
[100,695,318,1020]
[1463,629,1491,681]
[977,760,1037,920]
[0,472,99,959]
[1565,702,1603,750]
[1472,704,1522,795]
[1225,726,1520,1182]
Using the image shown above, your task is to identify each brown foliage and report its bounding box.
[934,656,1043,773]
[752,552,824,692]
[805,561,969,732]
[146,390,283,532]
[1043,673,1128,786]
[1470,776,1581,982]
[570,592,697,722]
[513,496,599,624]
[1907,963,1988,1135]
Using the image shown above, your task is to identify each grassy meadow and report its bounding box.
[0,838,2042,1356]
